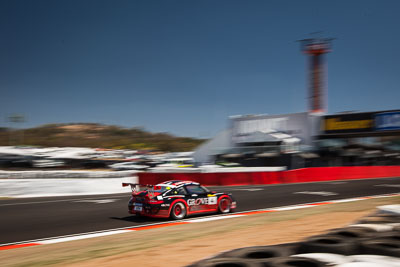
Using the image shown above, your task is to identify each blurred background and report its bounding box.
[0,0,400,171]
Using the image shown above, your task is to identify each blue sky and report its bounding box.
[1,0,400,138]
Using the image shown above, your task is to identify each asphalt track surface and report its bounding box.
[1,177,399,245]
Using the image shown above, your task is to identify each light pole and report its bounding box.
[7,114,25,146]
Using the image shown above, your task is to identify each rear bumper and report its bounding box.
[128,204,170,218]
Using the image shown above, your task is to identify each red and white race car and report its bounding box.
[123,180,237,219]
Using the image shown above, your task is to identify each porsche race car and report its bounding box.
[122,180,237,219]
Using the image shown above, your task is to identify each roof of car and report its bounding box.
[160,180,199,186]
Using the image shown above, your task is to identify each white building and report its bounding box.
[193,112,322,165]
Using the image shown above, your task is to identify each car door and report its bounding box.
[185,185,218,213]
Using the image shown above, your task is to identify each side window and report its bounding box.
[165,187,186,196]
[176,187,187,195]
[185,185,207,194]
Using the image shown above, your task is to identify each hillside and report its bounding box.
[0,123,205,152]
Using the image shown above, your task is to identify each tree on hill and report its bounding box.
[0,123,205,152]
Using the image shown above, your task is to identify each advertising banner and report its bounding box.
[231,112,315,145]
[322,113,374,134]
[375,112,400,131]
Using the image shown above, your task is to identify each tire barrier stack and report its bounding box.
[186,205,400,267]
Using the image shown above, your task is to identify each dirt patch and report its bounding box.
[55,124,104,139]
[1,196,399,267]
[58,125,107,132]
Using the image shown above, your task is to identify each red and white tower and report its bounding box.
[300,37,333,114]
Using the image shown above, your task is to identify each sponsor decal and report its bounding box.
[187,197,217,206]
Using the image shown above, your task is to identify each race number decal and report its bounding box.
[208,196,217,205]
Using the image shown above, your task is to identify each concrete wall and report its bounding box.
[139,166,400,186]
[0,171,138,198]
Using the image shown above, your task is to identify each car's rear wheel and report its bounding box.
[218,197,231,214]
[170,202,186,220]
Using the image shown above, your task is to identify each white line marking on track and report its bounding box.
[272,205,311,211]
[294,191,338,196]
[186,215,244,223]
[330,198,363,203]
[39,230,131,244]
[73,199,118,204]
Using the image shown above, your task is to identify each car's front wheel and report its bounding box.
[170,202,187,220]
[218,197,231,214]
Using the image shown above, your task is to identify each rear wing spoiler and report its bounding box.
[122,183,155,193]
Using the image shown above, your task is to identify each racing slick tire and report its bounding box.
[170,202,187,220]
[269,257,328,267]
[327,226,375,240]
[189,257,267,267]
[374,230,400,241]
[359,238,400,257]
[216,244,297,260]
[218,197,232,214]
[297,236,358,255]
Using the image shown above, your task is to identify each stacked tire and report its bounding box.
[188,243,329,266]
[187,206,400,267]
